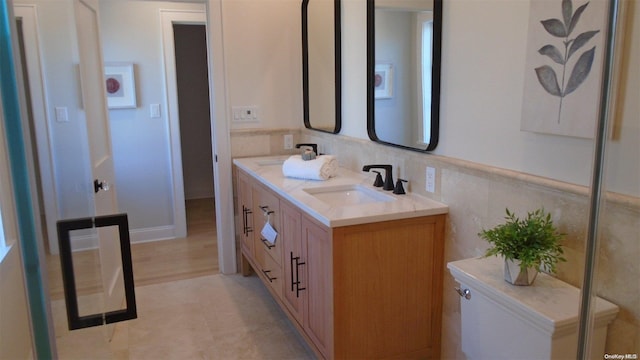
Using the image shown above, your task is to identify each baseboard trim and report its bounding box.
[70,225,177,251]
[129,225,176,244]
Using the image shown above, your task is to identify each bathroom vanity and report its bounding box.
[234,156,449,359]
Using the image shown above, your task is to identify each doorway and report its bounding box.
[173,23,216,239]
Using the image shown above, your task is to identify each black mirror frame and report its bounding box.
[366,0,442,151]
[302,0,342,134]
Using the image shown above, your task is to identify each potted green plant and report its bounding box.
[478,208,567,286]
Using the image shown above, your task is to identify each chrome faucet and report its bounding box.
[362,165,394,191]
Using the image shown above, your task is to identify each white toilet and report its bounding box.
[448,257,619,360]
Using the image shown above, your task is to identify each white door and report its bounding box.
[74,0,122,312]
[55,0,135,336]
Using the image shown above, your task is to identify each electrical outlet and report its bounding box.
[426,166,436,193]
[284,134,293,150]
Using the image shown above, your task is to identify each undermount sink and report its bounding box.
[303,184,395,206]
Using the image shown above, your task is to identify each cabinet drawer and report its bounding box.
[258,250,283,299]
[252,184,283,267]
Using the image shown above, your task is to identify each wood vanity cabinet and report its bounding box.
[236,167,445,359]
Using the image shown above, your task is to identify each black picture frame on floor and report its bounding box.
[56,214,137,330]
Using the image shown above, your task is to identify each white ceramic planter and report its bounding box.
[504,258,538,286]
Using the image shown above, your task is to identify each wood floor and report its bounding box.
[46,198,218,300]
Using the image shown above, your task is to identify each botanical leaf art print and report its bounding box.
[521,0,607,138]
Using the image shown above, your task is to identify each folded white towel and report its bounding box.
[282,155,338,181]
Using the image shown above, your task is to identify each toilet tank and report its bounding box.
[448,257,619,360]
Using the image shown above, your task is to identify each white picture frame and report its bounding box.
[520,0,607,138]
[104,63,137,109]
[374,63,393,99]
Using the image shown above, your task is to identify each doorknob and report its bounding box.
[94,179,110,193]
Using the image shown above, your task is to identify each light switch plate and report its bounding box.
[232,106,259,123]
[55,107,69,122]
[426,166,436,193]
[150,104,161,118]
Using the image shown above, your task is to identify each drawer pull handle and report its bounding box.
[262,269,277,283]
[455,287,471,300]
[259,205,275,215]
[261,238,275,249]
[242,206,253,235]
[290,252,306,298]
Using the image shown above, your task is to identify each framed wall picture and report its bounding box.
[520,0,607,138]
[104,63,137,109]
[374,63,393,99]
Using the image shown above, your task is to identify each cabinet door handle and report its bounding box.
[242,205,246,235]
[261,238,275,249]
[242,206,253,235]
[290,252,295,292]
[258,205,275,215]
[261,269,277,283]
[293,255,306,298]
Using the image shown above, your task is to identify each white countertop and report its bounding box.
[233,155,449,228]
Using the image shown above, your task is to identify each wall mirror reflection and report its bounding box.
[367,0,442,151]
[302,0,341,133]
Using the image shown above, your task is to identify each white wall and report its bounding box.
[341,0,369,140]
[340,0,640,197]
[100,1,205,229]
[223,0,302,131]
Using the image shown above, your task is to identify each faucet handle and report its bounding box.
[362,164,394,191]
[393,178,408,195]
[372,171,384,187]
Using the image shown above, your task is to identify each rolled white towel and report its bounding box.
[282,155,337,181]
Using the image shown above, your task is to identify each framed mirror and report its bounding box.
[302,0,341,133]
[367,0,442,151]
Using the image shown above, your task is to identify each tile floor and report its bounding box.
[53,274,315,359]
